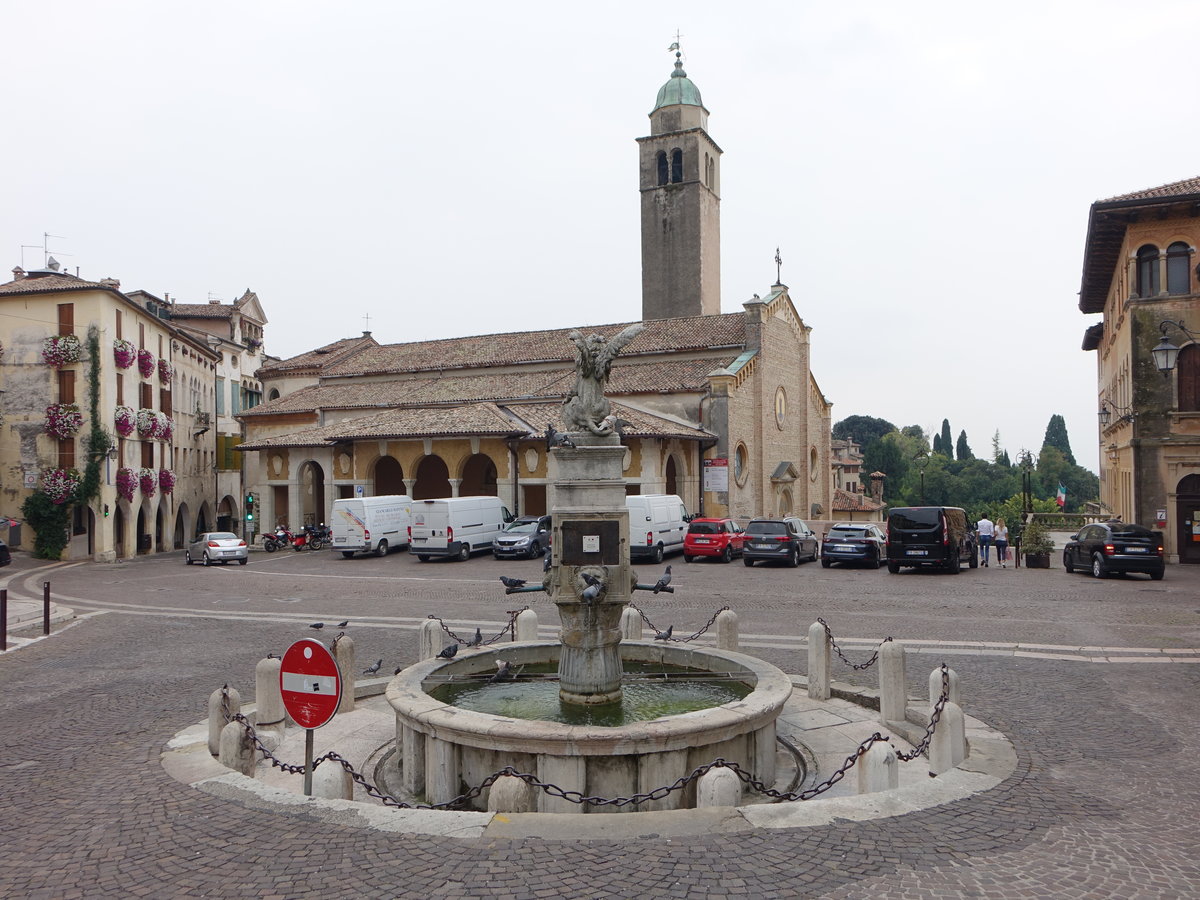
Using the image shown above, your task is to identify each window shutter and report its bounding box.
[58,438,75,468]
[57,303,74,336]
[1179,345,1200,412]
[116,374,124,406]
[141,441,155,468]
[141,382,153,409]
[58,370,76,405]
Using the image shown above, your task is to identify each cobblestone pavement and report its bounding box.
[2,551,1199,898]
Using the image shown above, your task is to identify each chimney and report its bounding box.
[209,299,221,305]
[99,277,121,289]
[11,266,25,281]
[869,472,885,503]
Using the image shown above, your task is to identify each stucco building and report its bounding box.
[237,56,832,533]
[1078,175,1200,563]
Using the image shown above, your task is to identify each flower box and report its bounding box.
[116,467,137,501]
[42,468,81,505]
[113,339,136,369]
[44,403,84,440]
[137,349,155,378]
[138,467,157,498]
[158,359,173,383]
[136,408,160,438]
[159,469,176,494]
[157,414,174,442]
[114,406,136,437]
[43,334,82,368]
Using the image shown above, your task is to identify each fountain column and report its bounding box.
[548,432,633,705]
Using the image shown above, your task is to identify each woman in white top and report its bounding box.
[994,518,1010,568]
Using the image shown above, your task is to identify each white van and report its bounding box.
[410,496,513,562]
[627,493,689,563]
[330,495,412,558]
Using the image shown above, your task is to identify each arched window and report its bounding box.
[1167,241,1191,295]
[1179,344,1200,412]
[671,149,683,183]
[656,151,668,186]
[1136,244,1160,297]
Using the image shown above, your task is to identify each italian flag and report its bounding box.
[1056,483,1066,508]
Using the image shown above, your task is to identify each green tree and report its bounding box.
[938,419,953,458]
[956,430,973,460]
[1041,414,1076,465]
[832,415,896,446]
[861,436,907,502]
[997,449,1011,468]
[991,430,1002,463]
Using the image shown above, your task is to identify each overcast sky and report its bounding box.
[6,1,1199,473]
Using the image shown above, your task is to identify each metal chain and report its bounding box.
[817,617,893,670]
[894,663,950,761]
[427,607,526,647]
[628,603,730,642]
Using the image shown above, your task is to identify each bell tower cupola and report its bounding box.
[637,49,722,320]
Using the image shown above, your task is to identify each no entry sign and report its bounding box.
[279,638,342,729]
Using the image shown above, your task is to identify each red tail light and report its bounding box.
[775,535,790,541]
[1156,545,1164,555]
[364,529,370,541]
[207,541,220,548]
[447,526,454,542]
[646,531,653,546]
[237,541,246,547]
[407,525,412,538]
[1104,543,1115,556]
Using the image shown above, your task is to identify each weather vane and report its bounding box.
[668,29,683,53]
[775,247,783,284]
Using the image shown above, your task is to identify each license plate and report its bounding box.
[694,538,710,544]
[752,543,774,550]
[835,544,855,552]
[1124,547,1147,553]
[413,537,426,543]
[906,549,927,556]
[335,537,345,543]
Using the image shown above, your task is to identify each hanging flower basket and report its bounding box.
[246,337,263,353]
[158,359,173,383]
[157,414,174,442]
[136,407,160,438]
[43,334,82,368]
[158,468,176,494]
[116,467,137,501]
[138,467,157,498]
[42,468,82,505]
[44,403,84,439]
[137,349,155,378]
[113,338,136,369]
[114,405,136,437]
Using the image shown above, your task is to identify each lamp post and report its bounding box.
[1152,319,1199,374]
[913,450,929,505]
[1098,399,1135,428]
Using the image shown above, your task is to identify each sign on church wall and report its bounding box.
[703,458,729,492]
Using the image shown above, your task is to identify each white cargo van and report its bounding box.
[410,496,513,562]
[627,493,689,563]
[330,495,412,558]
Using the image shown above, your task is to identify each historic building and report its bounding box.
[1078,175,1200,563]
[0,263,219,560]
[238,56,832,531]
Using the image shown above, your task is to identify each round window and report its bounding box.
[774,387,786,429]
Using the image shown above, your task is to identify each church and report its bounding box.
[238,54,833,530]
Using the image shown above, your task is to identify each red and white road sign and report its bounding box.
[279,638,342,729]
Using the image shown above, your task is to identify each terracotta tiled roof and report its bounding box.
[236,422,352,450]
[832,489,885,512]
[257,335,378,375]
[170,303,234,319]
[323,314,745,376]
[0,272,121,296]
[1102,176,1200,203]
[502,401,714,440]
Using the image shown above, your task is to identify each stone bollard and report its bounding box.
[515,608,539,642]
[254,656,286,746]
[716,609,739,651]
[333,635,357,713]
[208,686,241,757]
[218,720,256,776]
[619,607,643,641]
[929,701,967,775]
[929,666,960,707]
[856,741,899,794]
[696,765,742,808]
[487,774,537,813]
[879,641,907,725]
[419,619,443,660]
[807,621,831,700]
[312,761,353,800]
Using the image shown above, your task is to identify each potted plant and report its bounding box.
[113,338,136,369]
[116,467,137,501]
[42,334,82,368]
[137,349,155,378]
[1020,520,1054,568]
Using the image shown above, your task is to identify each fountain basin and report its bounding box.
[387,641,792,813]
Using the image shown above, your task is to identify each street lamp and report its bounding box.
[1152,319,1199,374]
[1098,400,1135,427]
[913,450,929,504]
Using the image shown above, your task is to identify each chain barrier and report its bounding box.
[816,617,893,670]
[628,603,729,643]
[894,662,950,761]
[427,607,527,647]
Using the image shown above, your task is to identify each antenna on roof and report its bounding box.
[21,233,70,269]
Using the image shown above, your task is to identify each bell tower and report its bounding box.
[637,51,722,320]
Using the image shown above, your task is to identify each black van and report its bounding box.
[885,506,978,574]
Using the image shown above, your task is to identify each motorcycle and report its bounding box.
[292,524,327,552]
[263,527,294,553]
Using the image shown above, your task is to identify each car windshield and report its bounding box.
[830,528,869,538]
[1111,524,1154,539]
[688,522,722,534]
[747,522,786,535]
[504,521,540,534]
[208,533,237,541]
[889,509,940,530]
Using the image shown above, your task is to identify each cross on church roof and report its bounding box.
[775,247,783,285]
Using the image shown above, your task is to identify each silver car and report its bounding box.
[186,531,248,566]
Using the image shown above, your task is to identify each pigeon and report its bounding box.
[393,666,403,675]
[488,659,515,683]
[597,414,632,436]
[652,565,673,594]
[336,620,349,628]
[580,572,603,587]
[500,575,527,589]
[363,659,382,675]
[654,624,674,641]
[309,622,324,630]
[466,627,483,648]
[435,643,458,659]
[581,582,602,603]
[543,553,552,573]
[546,425,576,450]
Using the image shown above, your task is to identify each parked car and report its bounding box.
[410,496,513,561]
[626,494,689,563]
[1063,521,1165,580]
[683,518,745,563]
[885,506,977,574]
[0,537,10,567]
[821,523,886,568]
[493,515,552,559]
[742,517,819,567]
[186,532,248,566]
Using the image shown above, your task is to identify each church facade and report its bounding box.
[238,57,832,534]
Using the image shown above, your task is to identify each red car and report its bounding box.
[683,518,745,563]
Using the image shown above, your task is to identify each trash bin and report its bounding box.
[7,522,21,548]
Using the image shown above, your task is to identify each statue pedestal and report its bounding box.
[548,436,632,705]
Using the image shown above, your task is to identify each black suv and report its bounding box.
[1063,521,1164,580]
[886,506,977,574]
[742,517,819,567]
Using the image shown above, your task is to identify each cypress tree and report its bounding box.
[1041,414,1075,465]
[938,419,953,458]
[956,430,973,460]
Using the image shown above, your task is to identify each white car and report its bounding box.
[186,532,248,566]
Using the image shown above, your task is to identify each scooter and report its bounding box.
[263,527,294,553]
[292,524,326,552]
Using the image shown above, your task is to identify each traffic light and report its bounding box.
[245,492,256,522]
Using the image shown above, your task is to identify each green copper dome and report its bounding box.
[653,55,703,111]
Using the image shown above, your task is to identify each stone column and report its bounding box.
[333,636,356,713]
[857,741,898,794]
[1127,254,1139,299]
[425,735,459,806]
[807,621,831,700]
[879,641,907,725]
[254,656,286,747]
[419,618,444,660]
[403,478,417,498]
[515,608,539,641]
[929,666,960,707]
[218,720,256,776]
[287,481,302,531]
[929,701,966,775]
[313,762,353,799]
[488,774,537,813]
[696,766,741,808]
[716,608,739,651]
[400,721,425,795]
[208,686,240,757]
[1158,250,1169,296]
[448,478,462,498]
[619,607,643,641]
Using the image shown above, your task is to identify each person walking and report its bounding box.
[977,513,995,567]
[994,518,1009,569]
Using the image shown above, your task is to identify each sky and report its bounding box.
[5,1,1200,474]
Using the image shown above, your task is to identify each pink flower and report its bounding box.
[43,334,82,368]
[116,467,137,501]
[41,468,81,504]
[44,403,84,440]
[138,467,157,498]
[114,406,136,437]
[158,469,176,494]
[158,359,173,383]
[112,339,136,369]
[137,349,155,378]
